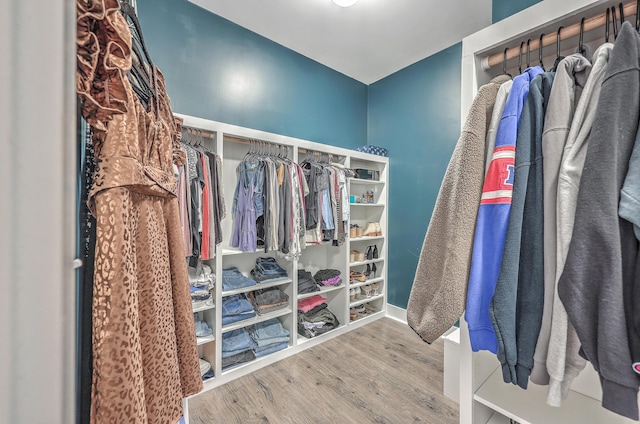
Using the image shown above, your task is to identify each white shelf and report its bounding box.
[297,284,344,300]
[221,345,292,376]
[474,367,637,424]
[196,335,216,346]
[486,412,510,424]
[350,276,383,289]
[221,308,292,334]
[221,247,245,256]
[349,293,384,308]
[349,309,385,324]
[350,179,385,185]
[350,235,384,242]
[349,257,384,267]
[192,303,215,313]
[222,278,292,297]
[297,325,344,345]
[349,203,385,207]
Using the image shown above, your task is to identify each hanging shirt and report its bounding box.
[465,66,543,353]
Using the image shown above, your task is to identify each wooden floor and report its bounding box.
[189,318,459,424]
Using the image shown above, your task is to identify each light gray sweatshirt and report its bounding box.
[484,80,513,175]
[529,54,591,385]
[547,43,613,406]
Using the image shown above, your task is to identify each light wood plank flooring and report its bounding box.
[189,318,459,424]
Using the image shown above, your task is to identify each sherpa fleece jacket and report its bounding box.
[465,66,542,353]
[558,22,640,421]
[406,75,511,344]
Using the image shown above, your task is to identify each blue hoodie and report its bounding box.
[465,66,543,353]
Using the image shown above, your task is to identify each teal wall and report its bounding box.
[367,43,462,308]
[492,0,542,23]
[138,0,367,149]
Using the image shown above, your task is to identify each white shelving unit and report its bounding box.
[459,1,640,423]
[176,114,388,417]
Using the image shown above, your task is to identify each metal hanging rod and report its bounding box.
[481,0,638,70]
[223,134,290,150]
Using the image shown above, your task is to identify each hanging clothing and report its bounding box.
[490,70,555,389]
[406,75,511,343]
[547,43,612,406]
[76,1,203,422]
[558,22,640,421]
[465,66,543,353]
[529,53,591,386]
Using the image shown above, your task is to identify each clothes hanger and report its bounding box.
[620,2,625,24]
[606,7,611,42]
[526,39,531,69]
[551,26,564,72]
[578,17,586,57]
[518,41,525,74]
[612,6,619,39]
[636,0,640,31]
[538,33,545,70]
[119,0,158,107]
[502,47,513,78]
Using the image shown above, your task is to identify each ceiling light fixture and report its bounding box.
[332,0,358,7]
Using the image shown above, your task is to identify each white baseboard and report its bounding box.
[385,304,407,324]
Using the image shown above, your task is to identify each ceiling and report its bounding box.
[189,0,493,84]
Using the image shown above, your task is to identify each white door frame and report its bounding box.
[0,0,77,422]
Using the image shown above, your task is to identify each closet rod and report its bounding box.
[182,125,215,138]
[481,0,638,70]
[298,147,343,157]
[223,134,290,149]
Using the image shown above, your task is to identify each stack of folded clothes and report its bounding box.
[249,318,290,358]
[247,287,289,315]
[297,295,340,338]
[250,257,288,283]
[221,294,256,325]
[189,264,215,309]
[199,358,214,381]
[298,269,319,294]
[221,328,256,369]
[313,269,342,287]
[222,266,257,291]
[194,313,213,338]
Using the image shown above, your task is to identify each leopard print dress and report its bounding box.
[77,1,203,422]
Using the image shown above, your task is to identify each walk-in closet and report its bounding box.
[6,0,640,423]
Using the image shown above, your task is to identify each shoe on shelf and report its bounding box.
[365,245,373,260]
[350,309,359,321]
[350,271,366,283]
[363,222,382,237]
[363,263,371,278]
[349,225,357,238]
[364,303,377,314]
[356,226,364,238]
[373,245,379,259]
[361,284,372,298]
[372,262,377,278]
[370,283,379,296]
[350,250,365,263]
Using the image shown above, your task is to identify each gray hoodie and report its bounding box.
[547,42,613,406]
[558,22,640,421]
[529,54,591,386]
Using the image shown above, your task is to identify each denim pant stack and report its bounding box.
[247,286,289,315]
[250,257,288,283]
[222,267,257,291]
[221,294,256,325]
[249,318,290,358]
[221,328,256,369]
